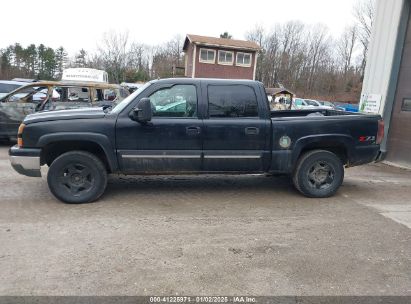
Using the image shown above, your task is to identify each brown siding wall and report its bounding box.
[191,45,255,79]
[386,11,411,166]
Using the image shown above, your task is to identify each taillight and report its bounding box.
[376,119,384,145]
[17,123,25,148]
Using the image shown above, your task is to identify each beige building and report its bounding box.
[360,0,411,168]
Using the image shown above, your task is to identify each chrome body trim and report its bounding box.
[122,155,200,159]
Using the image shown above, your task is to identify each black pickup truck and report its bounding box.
[9,78,384,203]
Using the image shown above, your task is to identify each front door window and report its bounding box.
[149,85,197,118]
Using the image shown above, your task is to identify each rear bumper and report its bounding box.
[9,145,41,177]
[349,145,381,166]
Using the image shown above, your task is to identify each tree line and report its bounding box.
[0,0,373,102]
[0,43,68,80]
[247,0,374,102]
[0,33,183,84]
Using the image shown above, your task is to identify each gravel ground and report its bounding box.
[0,145,410,296]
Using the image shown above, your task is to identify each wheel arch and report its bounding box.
[292,134,354,169]
[38,133,118,173]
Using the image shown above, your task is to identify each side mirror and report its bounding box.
[129,97,152,123]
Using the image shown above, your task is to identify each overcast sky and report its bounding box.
[2,0,357,56]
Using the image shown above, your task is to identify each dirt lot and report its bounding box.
[0,144,410,296]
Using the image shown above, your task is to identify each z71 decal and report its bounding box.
[359,136,376,142]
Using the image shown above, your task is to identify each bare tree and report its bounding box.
[151,35,185,78]
[337,25,358,77]
[353,0,375,76]
[246,25,265,46]
[263,26,281,86]
[246,25,266,82]
[125,42,151,81]
[97,31,130,83]
[279,21,305,88]
[305,24,330,94]
[128,43,147,70]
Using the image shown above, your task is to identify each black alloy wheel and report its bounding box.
[47,151,107,203]
[293,150,344,198]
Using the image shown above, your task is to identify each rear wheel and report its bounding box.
[47,151,107,203]
[293,150,344,198]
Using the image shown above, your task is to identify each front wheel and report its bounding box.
[293,150,344,198]
[47,151,107,203]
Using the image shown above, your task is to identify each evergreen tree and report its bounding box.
[55,46,68,79]
[74,49,87,67]
[220,32,232,39]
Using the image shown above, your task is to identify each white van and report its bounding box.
[62,68,108,83]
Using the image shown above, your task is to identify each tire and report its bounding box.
[47,151,107,204]
[293,150,344,198]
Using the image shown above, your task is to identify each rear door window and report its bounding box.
[208,85,258,118]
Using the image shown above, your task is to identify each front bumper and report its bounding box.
[9,145,42,177]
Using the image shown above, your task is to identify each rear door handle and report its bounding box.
[245,127,259,135]
[186,126,201,135]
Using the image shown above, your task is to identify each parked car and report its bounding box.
[0,80,26,98]
[1,81,61,102]
[293,98,314,110]
[0,81,129,140]
[292,98,336,110]
[334,102,359,112]
[318,100,336,108]
[9,78,384,203]
[304,99,335,110]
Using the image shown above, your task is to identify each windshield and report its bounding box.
[2,85,49,103]
[110,81,153,114]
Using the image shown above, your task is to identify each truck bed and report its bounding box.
[270,109,359,118]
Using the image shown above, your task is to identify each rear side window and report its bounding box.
[208,85,258,118]
[54,87,89,102]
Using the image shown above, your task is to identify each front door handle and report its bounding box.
[245,127,259,135]
[186,126,201,135]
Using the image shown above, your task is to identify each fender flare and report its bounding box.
[291,134,355,165]
[37,132,118,172]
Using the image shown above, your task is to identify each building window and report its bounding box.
[199,48,216,64]
[218,50,234,65]
[402,98,411,111]
[236,52,252,67]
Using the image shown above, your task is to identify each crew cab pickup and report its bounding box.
[9,78,384,203]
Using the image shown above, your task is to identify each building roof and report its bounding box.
[183,34,260,51]
[265,87,295,96]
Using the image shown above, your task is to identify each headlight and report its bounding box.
[17,123,25,148]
